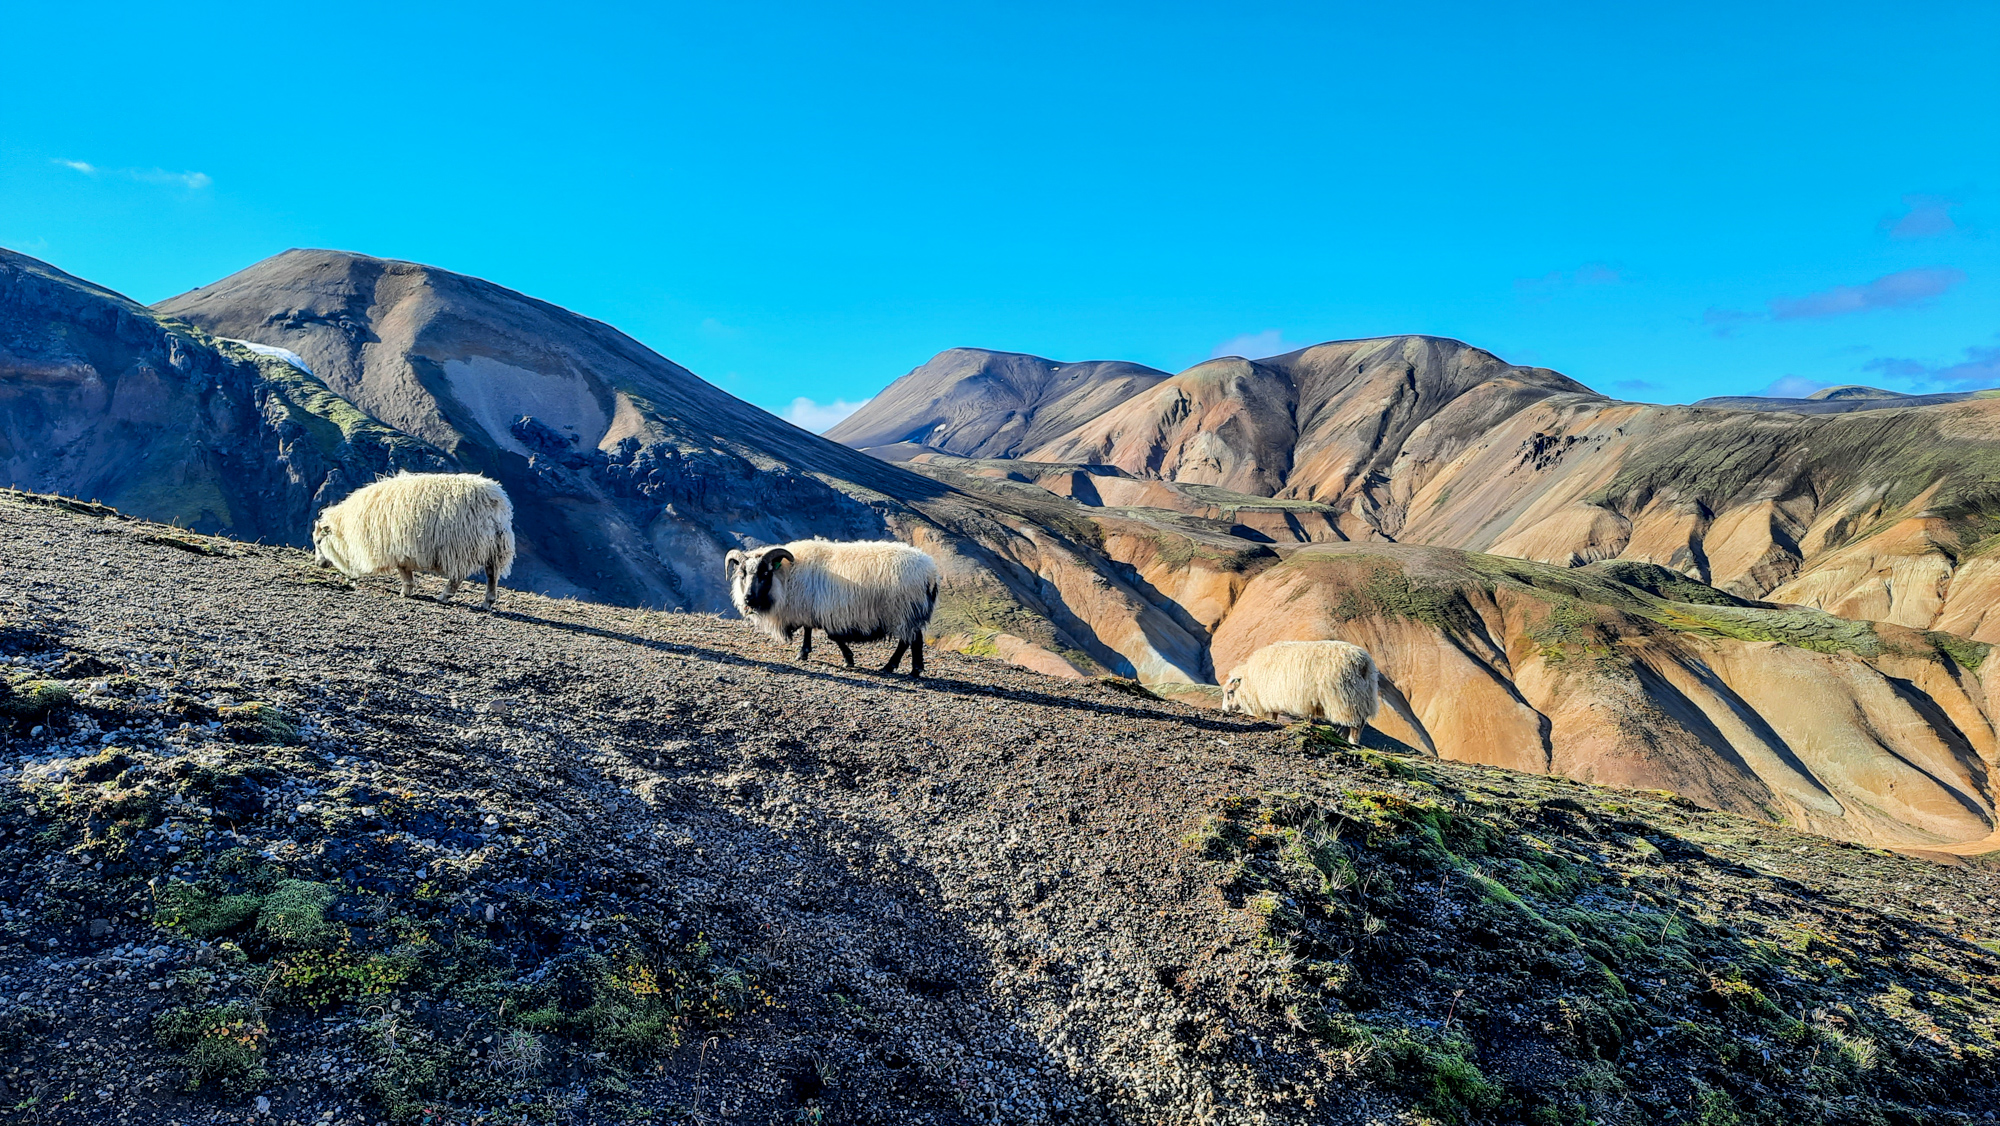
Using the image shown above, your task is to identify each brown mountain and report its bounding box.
[850,337,2000,640]
[153,249,925,606]
[826,347,1169,457]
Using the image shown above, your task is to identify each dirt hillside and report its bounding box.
[1,491,1996,1125]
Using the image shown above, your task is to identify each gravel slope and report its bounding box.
[1,490,1996,1126]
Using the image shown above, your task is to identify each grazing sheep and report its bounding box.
[1222,640,1380,742]
[725,539,940,676]
[312,472,516,608]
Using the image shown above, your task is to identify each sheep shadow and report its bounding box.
[490,607,1258,732]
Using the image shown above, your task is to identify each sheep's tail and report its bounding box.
[1376,672,1437,757]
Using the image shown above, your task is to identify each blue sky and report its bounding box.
[3,2,1995,430]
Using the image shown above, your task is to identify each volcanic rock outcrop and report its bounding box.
[0,248,447,540]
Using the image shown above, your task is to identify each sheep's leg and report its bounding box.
[397,565,415,598]
[910,636,925,678]
[798,627,814,663]
[443,577,462,601]
[1343,724,1361,745]
[881,640,909,674]
[833,639,856,668]
[485,563,499,609]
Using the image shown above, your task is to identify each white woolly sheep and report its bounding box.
[1222,640,1380,742]
[725,538,941,676]
[312,471,517,608]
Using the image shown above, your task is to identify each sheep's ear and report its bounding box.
[763,547,795,573]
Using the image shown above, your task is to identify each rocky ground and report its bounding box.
[0,488,1997,1126]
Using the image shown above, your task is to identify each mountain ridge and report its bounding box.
[845,338,2000,638]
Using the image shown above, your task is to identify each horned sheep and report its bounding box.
[312,471,517,608]
[725,539,940,676]
[1222,639,1380,742]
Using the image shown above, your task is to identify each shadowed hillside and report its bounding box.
[0,249,448,538]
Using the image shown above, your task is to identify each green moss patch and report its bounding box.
[153,1003,271,1094]
[0,675,72,721]
[1187,755,2000,1123]
[214,701,302,745]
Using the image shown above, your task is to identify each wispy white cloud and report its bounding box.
[1514,262,1628,296]
[699,317,742,340]
[1769,266,1965,320]
[1881,194,1960,239]
[54,158,210,190]
[1208,329,1310,361]
[1862,340,2000,391]
[131,168,212,189]
[1705,266,1966,336]
[783,396,871,433]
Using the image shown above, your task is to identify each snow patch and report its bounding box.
[440,356,609,456]
[220,338,313,377]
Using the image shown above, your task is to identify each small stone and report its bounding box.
[29,726,43,737]
[255,1095,271,1114]
[88,919,110,938]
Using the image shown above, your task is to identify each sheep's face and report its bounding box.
[725,546,794,616]
[311,519,355,575]
[310,519,336,570]
[1221,675,1245,714]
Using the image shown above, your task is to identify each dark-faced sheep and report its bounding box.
[725,539,940,676]
[1222,640,1380,742]
[312,472,516,608]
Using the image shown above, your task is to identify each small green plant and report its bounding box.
[155,882,265,940]
[153,1003,270,1094]
[215,701,302,745]
[256,879,340,949]
[0,676,71,721]
[265,939,415,1009]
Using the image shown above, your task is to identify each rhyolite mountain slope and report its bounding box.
[826,347,1169,457]
[898,458,2000,850]
[2,491,1997,1126]
[850,338,2000,640]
